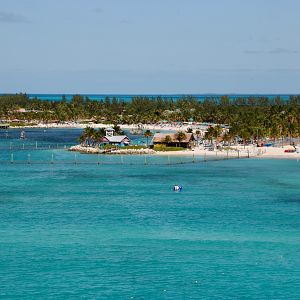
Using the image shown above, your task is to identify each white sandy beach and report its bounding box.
[13,122,192,132]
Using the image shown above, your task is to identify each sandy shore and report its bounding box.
[12,122,191,132]
[69,144,300,159]
[69,141,300,159]
[157,146,300,159]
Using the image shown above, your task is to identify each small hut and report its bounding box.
[100,127,131,146]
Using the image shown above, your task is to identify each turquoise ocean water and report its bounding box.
[0,129,299,299]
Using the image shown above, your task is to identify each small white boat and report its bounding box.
[20,130,26,139]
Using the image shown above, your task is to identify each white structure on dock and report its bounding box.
[101,127,130,146]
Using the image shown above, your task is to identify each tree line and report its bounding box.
[1,93,300,141]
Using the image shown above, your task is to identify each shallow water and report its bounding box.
[0,129,299,299]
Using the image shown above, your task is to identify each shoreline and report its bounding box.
[7,122,193,132]
[69,144,300,160]
[5,122,300,160]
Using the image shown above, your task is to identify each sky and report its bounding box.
[0,0,300,94]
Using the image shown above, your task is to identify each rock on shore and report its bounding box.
[110,148,155,155]
[69,145,104,154]
[69,145,155,155]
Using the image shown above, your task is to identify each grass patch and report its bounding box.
[9,122,37,127]
[102,144,118,150]
[124,145,147,150]
[153,145,186,151]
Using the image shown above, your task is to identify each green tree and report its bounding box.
[164,135,172,145]
[176,131,186,147]
[144,130,153,147]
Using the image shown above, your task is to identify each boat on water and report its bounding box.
[20,130,26,139]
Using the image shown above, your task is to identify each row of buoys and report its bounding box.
[173,184,183,191]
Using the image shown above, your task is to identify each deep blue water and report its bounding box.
[26,94,293,102]
[0,129,299,299]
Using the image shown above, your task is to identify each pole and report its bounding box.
[168,155,170,165]
[144,155,147,165]
[193,153,195,163]
[204,151,206,162]
[27,153,31,164]
[74,153,77,164]
[238,150,240,159]
[121,155,124,164]
[247,149,250,158]
[10,153,14,164]
[226,150,229,160]
[36,141,38,149]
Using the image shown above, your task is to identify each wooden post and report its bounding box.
[51,153,54,164]
[121,155,124,164]
[23,143,25,150]
[226,150,229,159]
[168,155,170,165]
[97,154,100,165]
[144,155,147,165]
[74,153,77,164]
[238,150,240,159]
[247,149,250,158]
[27,154,31,164]
[204,151,207,162]
[10,153,14,164]
[36,141,38,149]
[10,142,12,150]
[193,153,195,163]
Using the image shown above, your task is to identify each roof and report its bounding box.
[103,135,130,143]
[106,127,115,131]
[152,133,194,143]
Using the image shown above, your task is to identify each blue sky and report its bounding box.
[1,0,300,94]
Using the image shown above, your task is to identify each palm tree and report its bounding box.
[240,128,251,148]
[205,126,215,144]
[164,135,172,146]
[113,124,124,135]
[213,125,223,139]
[144,130,153,147]
[81,126,95,146]
[222,132,231,145]
[176,131,186,147]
